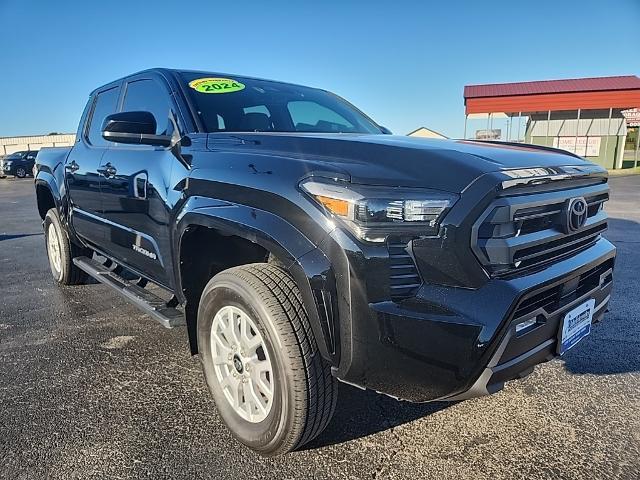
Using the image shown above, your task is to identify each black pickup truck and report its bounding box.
[35,68,615,455]
[2,150,38,178]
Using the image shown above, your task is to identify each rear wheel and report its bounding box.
[44,208,89,285]
[15,167,27,178]
[198,263,337,456]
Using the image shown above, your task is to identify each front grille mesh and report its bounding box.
[512,258,614,319]
[513,223,607,268]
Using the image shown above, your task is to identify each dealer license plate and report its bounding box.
[559,299,595,355]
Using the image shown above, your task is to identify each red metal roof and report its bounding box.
[465,75,640,99]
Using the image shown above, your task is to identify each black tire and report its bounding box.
[15,167,27,178]
[198,263,337,456]
[44,208,89,285]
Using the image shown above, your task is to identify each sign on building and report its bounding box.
[552,137,601,157]
[475,129,501,140]
[622,108,640,127]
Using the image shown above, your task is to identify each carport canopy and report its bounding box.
[464,75,640,115]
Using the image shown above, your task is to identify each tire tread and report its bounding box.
[226,263,337,453]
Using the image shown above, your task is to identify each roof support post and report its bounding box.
[546,110,551,146]
[604,107,612,167]
[633,125,640,168]
[486,113,490,139]
[517,111,522,142]
[574,108,581,155]
[463,114,468,140]
[616,114,625,170]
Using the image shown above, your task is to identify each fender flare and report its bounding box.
[174,197,340,365]
[35,174,63,218]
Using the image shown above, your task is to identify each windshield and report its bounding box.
[5,152,23,160]
[179,72,382,135]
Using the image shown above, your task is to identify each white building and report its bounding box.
[0,134,76,155]
[407,127,448,139]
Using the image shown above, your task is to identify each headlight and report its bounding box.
[300,177,458,242]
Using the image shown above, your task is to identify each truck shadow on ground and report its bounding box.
[304,383,451,449]
[0,233,42,242]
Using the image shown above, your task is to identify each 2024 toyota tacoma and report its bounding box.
[35,68,615,455]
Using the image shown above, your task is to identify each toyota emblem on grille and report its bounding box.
[563,197,588,233]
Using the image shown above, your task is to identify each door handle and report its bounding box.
[98,163,117,178]
[65,160,79,173]
[133,173,148,199]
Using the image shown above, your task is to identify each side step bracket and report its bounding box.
[73,256,185,328]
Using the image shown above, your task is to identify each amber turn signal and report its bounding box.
[313,195,350,217]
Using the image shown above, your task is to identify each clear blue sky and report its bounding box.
[0,0,638,138]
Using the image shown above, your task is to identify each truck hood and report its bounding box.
[206,133,592,193]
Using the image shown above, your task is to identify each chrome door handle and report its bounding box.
[98,163,117,178]
[65,160,79,172]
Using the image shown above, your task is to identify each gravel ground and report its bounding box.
[0,175,639,479]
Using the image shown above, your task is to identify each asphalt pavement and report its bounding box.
[1,175,639,479]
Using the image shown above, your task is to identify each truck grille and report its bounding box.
[512,258,614,320]
[472,181,609,276]
[495,256,614,370]
[388,237,421,300]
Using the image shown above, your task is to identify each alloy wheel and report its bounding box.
[47,226,62,274]
[210,305,274,423]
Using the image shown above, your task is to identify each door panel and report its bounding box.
[65,142,106,247]
[96,76,184,287]
[67,85,120,248]
[99,148,174,286]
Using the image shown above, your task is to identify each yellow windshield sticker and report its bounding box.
[188,77,245,94]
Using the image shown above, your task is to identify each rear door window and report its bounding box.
[87,87,120,146]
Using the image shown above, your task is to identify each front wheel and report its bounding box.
[44,208,89,285]
[15,167,27,178]
[198,264,337,456]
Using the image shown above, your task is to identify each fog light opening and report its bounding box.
[515,315,543,336]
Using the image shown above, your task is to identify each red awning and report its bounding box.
[464,75,640,115]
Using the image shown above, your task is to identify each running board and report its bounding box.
[73,256,185,328]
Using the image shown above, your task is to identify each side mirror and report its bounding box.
[102,111,172,147]
[379,126,393,135]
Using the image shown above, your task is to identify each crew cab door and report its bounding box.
[98,75,180,288]
[65,84,120,248]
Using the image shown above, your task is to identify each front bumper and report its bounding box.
[331,236,615,402]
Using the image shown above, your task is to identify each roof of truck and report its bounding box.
[89,68,318,95]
